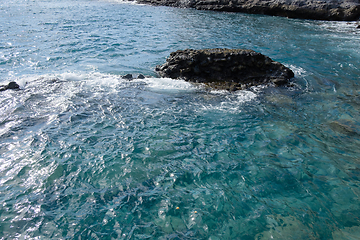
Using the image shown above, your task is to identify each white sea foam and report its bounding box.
[12,72,127,89]
[287,65,307,77]
[197,89,258,113]
[6,72,202,96]
[235,89,257,101]
[137,77,197,93]
[317,21,360,34]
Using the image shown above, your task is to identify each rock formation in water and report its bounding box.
[122,74,147,80]
[328,119,360,136]
[0,82,20,92]
[136,0,360,21]
[155,48,294,91]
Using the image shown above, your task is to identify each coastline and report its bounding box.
[135,0,360,21]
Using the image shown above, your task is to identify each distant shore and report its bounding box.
[135,0,360,21]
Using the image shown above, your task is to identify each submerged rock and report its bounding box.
[255,215,313,239]
[0,81,20,91]
[328,119,360,136]
[136,0,360,21]
[155,48,294,91]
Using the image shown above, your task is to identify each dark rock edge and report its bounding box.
[135,0,360,21]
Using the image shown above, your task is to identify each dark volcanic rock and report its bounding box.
[136,0,360,21]
[137,74,146,79]
[122,74,133,80]
[0,82,20,92]
[155,49,294,91]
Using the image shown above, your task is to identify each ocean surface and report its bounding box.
[1,0,360,239]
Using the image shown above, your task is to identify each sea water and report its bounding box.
[1,0,360,239]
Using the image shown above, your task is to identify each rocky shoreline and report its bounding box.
[136,0,360,21]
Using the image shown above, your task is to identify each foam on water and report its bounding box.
[196,89,258,113]
[317,20,360,34]
[137,77,198,93]
[1,73,360,239]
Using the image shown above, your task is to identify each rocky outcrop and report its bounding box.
[0,82,20,92]
[136,0,360,21]
[155,48,294,91]
[121,74,146,80]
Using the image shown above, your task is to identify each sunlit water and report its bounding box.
[1,0,360,239]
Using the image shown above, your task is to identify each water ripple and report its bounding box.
[1,0,360,238]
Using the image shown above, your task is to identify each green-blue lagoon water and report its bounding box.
[1,0,360,239]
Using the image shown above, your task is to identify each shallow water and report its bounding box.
[1,0,360,239]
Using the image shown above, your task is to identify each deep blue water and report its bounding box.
[1,0,360,239]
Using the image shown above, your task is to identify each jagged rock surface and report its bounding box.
[155,48,294,91]
[136,0,360,21]
[0,82,20,92]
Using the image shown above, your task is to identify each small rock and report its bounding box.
[0,81,20,91]
[255,215,313,239]
[328,120,359,136]
[7,82,20,89]
[122,74,133,80]
[137,74,146,79]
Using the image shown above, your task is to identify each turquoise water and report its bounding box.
[1,0,360,239]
